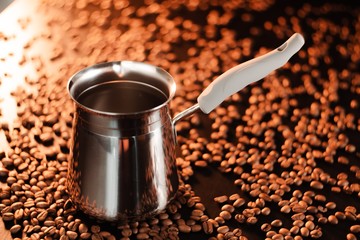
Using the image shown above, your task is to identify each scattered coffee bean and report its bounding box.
[272,233,285,240]
[90,225,101,234]
[328,215,338,224]
[305,221,315,231]
[202,221,214,234]
[261,223,271,232]
[37,210,48,221]
[217,225,230,234]
[310,228,322,238]
[233,198,246,208]
[350,225,360,233]
[2,212,14,221]
[347,233,357,240]
[80,232,92,239]
[178,224,191,233]
[300,227,309,237]
[10,224,22,234]
[214,195,228,203]
[271,219,282,227]
[66,230,78,239]
[0,1,358,240]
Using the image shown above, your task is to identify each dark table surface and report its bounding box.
[0,0,359,240]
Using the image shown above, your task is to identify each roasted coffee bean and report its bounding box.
[318,217,328,224]
[271,219,283,227]
[1,158,13,168]
[217,225,230,234]
[17,162,28,171]
[233,198,246,208]
[91,233,103,240]
[2,212,14,221]
[44,220,56,227]
[10,224,22,234]
[347,233,357,240]
[219,211,232,220]
[11,202,24,211]
[334,211,346,220]
[10,183,21,192]
[0,167,9,177]
[261,207,271,216]
[272,233,285,240]
[202,220,214,234]
[30,232,41,240]
[14,208,24,220]
[310,229,322,238]
[162,218,173,226]
[221,204,235,213]
[44,226,56,235]
[191,224,202,232]
[80,232,92,239]
[215,216,225,224]
[178,224,191,233]
[136,232,149,239]
[121,228,132,237]
[350,225,360,233]
[279,228,290,236]
[328,215,338,224]
[314,194,326,202]
[229,194,240,201]
[99,231,112,237]
[91,225,101,233]
[261,223,271,232]
[36,201,49,208]
[290,226,300,235]
[293,220,304,227]
[192,209,204,217]
[280,205,291,213]
[37,210,48,221]
[79,223,89,233]
[235,214,246,223]
[300,227,309,237]
[266,231,277,238]
[66,231,78,240]
[42,170,55,180]
[325,202,336,209]
[30,218,39,225]
[304,221,315,230]
[247,216,258,224]
[345,211,357,221]
[60,234,70,240]
[214,195,228,203]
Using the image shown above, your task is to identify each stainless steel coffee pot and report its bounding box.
[67,33,304,221]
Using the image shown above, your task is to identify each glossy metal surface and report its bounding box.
[0,0,13,12]
[67,61,179,221]
[173,103,200,126]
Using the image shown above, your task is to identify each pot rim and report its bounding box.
[67,60,177,117]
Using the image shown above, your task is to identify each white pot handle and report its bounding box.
[197,33,305,114]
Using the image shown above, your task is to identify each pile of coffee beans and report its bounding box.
[0,0,359,239]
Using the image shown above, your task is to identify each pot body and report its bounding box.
[67,61,179,221]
